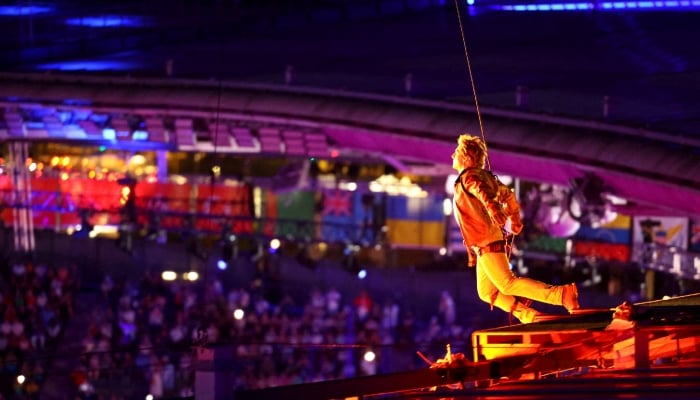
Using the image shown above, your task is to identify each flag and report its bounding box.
[574,214,631,245]
[59,178,122,227]
[323,190,352,217]
[34,178,65,228]
[385,195,445,248]
[195,183,253,234]
[632,216,689,249]
[321,189,360,243]
[272,190,316,238]
[573,240,630,262]
[137,181,192,231]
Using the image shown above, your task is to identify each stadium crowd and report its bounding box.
[71,253,474,399]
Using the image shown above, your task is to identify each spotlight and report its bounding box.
[183,271,199,282]
[161,271,177,281]
[357,269,367,280]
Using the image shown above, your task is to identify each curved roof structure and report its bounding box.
[1,3,699,220]
[0,72,698,219]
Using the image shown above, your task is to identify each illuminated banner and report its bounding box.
[385,194,444,248]
[60,178,123,227]
[262,190,316,238]
[574,214,631,245]
[136,181,192,231]
[0,177,254,234]
[0,175,15,226]
[632,216,689,250]
[320,189,361,243]
[195,183,253,234]
[30,178,61,228]
[573,240,630,263]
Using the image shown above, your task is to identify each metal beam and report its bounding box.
[234,360,500,400]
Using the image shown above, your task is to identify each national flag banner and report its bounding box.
[64,178,122,212]
[266,190,316,238]
[320,189,360,243]
[632,216,689,249]
[0,177,58,228]
[32,178,63,228]
[261,190,278,237]
[524,235,569,254]
[59,178,123,227]
[574,214,631,245]
[195,183,253,233]
[385,194,445,248]
[136,181,192,231]
[573,240,630,262]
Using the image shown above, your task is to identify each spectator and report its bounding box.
[353,290,372,323]
[438,290,456,326]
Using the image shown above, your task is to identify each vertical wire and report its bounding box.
[453,0,491,171]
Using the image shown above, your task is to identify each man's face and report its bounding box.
[452,149,472,170]
[451,149,461,170]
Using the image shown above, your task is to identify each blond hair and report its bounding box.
[456,134,487,168]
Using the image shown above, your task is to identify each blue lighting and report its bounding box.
[35,60,141,72]
[357,269,367,280]
[102,128,116,140]
[63,99,92,106]
[65,15,148,28]
[217,260,228,270]
[64,125,87,139]
[0,5,53,16]
[132,130,149,141]
[496,0,700,11]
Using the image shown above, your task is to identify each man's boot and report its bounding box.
[562,283,580,313]
[511,301,544,324]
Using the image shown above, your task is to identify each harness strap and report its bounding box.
[473,240,506,256]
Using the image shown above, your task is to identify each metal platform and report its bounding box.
[472,293,700,379]
[227,293,700,400]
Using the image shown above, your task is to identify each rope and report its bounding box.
[209,38,226,235]
[453,0,491,171]
[453,1,521,261]
[207,79,224,235]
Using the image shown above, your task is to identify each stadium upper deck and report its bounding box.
[1,1,699,221]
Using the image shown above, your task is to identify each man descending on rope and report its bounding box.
[451,134,580,323]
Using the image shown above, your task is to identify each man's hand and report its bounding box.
[510,218,523,235]
[486,203,508,226]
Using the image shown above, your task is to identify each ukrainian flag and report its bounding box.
[385,195,445,248]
